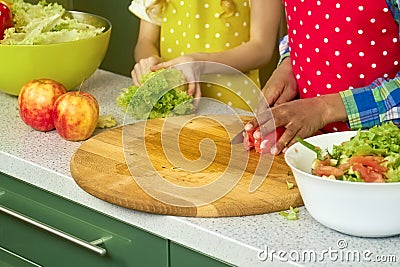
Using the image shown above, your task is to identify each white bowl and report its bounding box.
[284,131,400,237]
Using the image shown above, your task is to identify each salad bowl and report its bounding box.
[0,11,111,96]
[284,131,400,237]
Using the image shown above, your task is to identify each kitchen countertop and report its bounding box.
[0,69,399,267]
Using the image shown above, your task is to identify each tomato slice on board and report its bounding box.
[243,126,285,154]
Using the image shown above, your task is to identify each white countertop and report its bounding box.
[0,69,399,267]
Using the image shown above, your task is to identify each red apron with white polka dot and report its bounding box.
[284,0,400,132]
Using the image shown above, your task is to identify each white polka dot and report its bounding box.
[393,38,398,43]
[326,84,332,89]
[243,1,248,6]
[348,86,354,89]
[359,52,364,57]
[235,12,239,17]
[346,40,352,45]
[299,43,303,48]
[177,20,182,25]
[307,80,311,85]
[300,66,303,71]
[217,92,222,97]
[383,7,389,12]
[195,14,200,19]
[205,44,210,49]
[306,34,310,39]
[225,22,230,27]
[217,74,222,78]
[315,47,320,53]
[336,3,340,8]
[288,15,292,21]
[237,91,241,95]
[335,27,340,32]
[161,36,165,42]
[371,63,377,68]
[180,52,184,56]
[204,3,209,8]
[195,34,200,39]
[175,40,179,45]
[384,73,389,78]
[316,93,321,96]
[206,83,212,88]
[245,80,249,85]
[358,6,364,11]
[187,43,191,48]
[303,88,308,94]
[234,32,239,37]
[214,13,219,18]
[333,127,338,131]
[347,63,352,68]
[296,74,301,79]
[293,59,296,65]
[370,18,376,23]
[306,57,311,62]
[324,38,329,43]
[225,43,230,47]
[293,6,297,11]
[246,100,251,104]
[383,50,388,56]
[172,9,177,14]
[325,14,329,19]
[316,70,321,75]
[382,28,387,33]
[186,12,189,17]
[293,29,297,34]
[243,22,247,27]
[300,20,303,25]
[167,48,172,53]
[228,102,232,106]
[358,29,363,35]
[226,82,232,87]
[315,24,320,30]
[215,33,221,38]
[360,74,365,79]
[326,61,330,66]
[335,51,340,56]
[394,61,399,66]
[336,74,341,79]
[179,1,184,5]
[182,32,187,37]
[308,10,312,16]
[346,17,351,22]
[371,40,375,45]
[205,24,210,29]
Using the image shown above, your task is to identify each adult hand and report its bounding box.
[257,94,347,154]
[131,55,163,86]
[152,54,203,100]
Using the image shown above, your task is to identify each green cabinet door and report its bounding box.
[0,172,168,267]
[169,242,235,267]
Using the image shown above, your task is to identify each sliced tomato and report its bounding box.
[256,126,285,154]
[352,163,385,183]
[313,164,345,178]
[348,156,388,173]
[243,128,256,151]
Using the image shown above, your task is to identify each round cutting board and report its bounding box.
[70,115,303,217]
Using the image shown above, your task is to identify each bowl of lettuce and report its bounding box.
[284,122,400,237]
[0,0,111,95]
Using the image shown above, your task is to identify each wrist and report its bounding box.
[319,93,348,125]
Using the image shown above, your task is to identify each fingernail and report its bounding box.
[244,124,253,131]
[270,145,278,155]
[253,131,261,139]
[282,147,288,153]
[260,140,268,149]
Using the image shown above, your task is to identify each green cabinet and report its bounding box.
[0,172,168,267]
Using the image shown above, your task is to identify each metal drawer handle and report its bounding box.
[0,204,108,256]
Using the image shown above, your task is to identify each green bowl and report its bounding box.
[0,11,111,96]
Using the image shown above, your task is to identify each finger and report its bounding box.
[151,59,176,71]
[271,126,299,155]
[187,82,196,96]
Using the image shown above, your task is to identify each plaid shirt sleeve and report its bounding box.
[339,74,400,129]
[278,35,290,65]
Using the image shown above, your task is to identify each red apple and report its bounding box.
[53,91,99,141]
[18,79,67,131]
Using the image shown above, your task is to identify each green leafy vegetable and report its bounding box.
[279,206,299,220]
[117,68,193,120]
[1,0,104,45]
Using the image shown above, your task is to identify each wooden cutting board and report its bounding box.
[70,114,303,217]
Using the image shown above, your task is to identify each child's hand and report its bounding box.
[131,56,163,86]
[152,55,203,100]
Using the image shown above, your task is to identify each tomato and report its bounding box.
[0,1,12,40]
[348,156,388,173]
[313,164,345,178]
[352,163,385,183]
[243,126,285,154]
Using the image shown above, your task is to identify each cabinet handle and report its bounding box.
[0,204,108,256]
